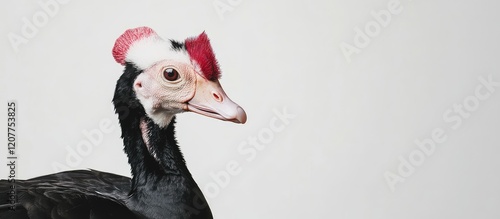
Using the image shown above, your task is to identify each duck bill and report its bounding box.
[187,74,247,124]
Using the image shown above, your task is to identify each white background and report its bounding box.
[1,0,500,218]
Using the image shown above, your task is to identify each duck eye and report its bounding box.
[163,68,179,81]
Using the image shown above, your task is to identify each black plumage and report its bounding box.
[0,64,212,219]
[170,40,185,51]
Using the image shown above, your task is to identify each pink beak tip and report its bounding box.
[236,106,247,124]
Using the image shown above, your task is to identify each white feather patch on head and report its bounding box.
[125,36,191,70]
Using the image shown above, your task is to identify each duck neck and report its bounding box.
[120,113,192,190]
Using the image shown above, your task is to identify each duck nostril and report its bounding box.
[212,92,222,102]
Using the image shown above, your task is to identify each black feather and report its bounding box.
[170,40,185,51]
